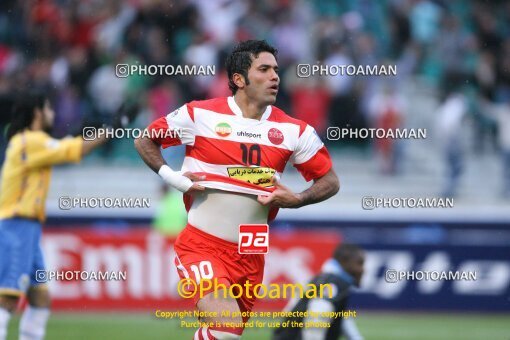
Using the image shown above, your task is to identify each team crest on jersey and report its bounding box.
[215,122,232,137]
[268,128,284,145]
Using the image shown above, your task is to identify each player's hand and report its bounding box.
[182,172,206,193]
[257,179,303,208]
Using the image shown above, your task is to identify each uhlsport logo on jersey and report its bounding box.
[268,128,284,145]
[215,122,232,137]
[239,224,269,254]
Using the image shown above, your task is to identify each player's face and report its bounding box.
[345,252,365,287]
[245,52,279,106]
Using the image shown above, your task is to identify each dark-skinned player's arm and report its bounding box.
[258,122,339,208]
[134,104,204,193]
[134,136,204,193]
[257,169,339,208]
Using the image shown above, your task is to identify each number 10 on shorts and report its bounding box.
[238,224,269,254]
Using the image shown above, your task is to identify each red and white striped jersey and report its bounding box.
[147,96,332,199]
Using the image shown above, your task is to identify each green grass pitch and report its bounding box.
[7,312,510,339]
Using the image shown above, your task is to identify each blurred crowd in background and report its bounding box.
[0,0,509,197]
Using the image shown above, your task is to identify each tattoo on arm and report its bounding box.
[134,137,166,173]
[297,170,339,208]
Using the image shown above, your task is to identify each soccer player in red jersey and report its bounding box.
[135,40,339,339]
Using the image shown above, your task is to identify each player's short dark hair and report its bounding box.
[333,244,363,263]
[225,40,278,95]
[7,93,48,140]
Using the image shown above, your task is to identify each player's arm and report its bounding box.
[134,136,166,173]
[81,135,107,156]
[27,103,139,166]
[258,169,339,208]
[134,136,204,193]
[26,133,106,168]
[258,125,339,208]
[296,169,339,207]
[134,105,204,193]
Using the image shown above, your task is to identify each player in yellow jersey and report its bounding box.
[0,93,107,340]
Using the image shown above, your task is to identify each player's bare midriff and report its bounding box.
[187,189,270,243]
